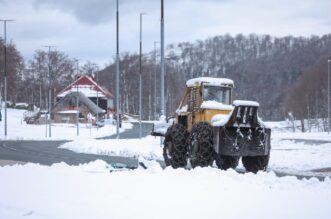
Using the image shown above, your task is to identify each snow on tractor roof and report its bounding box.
[186,77,234,87]
[233,100,260,107]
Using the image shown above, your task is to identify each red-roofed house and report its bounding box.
[55,75,114,120]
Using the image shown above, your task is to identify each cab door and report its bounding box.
[187,87,200,131]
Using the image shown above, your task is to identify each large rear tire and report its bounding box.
[215,154,240,170]
[188,122,214,168]
[163,124,188,168]
[242,154,270,173]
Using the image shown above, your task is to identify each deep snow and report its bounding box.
[0,160,330,219]
[1,109,331,218]
[59,136,162,160]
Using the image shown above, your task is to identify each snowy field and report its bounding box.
[0,108,133,140]
[1,111,331,218]
[0,160,330,219]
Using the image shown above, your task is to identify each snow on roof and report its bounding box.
[201,101,234,111]
[57,86,107,98]
[186,77,234,87]
[56,110,79,114]
[233,100,260,107]
[57,75,114,99]
[176,105,188,113]
[15,102,29,107]
[211,114,231,127]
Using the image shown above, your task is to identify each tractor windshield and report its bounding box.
[203,86,231,105]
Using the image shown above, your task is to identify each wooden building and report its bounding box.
[53,75,114,124]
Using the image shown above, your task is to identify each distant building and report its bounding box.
[53,75,114,124]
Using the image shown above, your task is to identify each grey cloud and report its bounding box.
[32,0,227,25]
[33,0,115,25]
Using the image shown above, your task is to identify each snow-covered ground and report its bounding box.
[0,108,132,140]
[60,136,162,160]
[269,138,331,174]
[0,160,330,219]
[1,115,331,218]
[263,120,331,175]
[59,120,331,177]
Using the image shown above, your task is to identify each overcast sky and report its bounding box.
[0,0,330,67]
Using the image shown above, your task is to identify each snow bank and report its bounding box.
[186,77,234,87]
[0,161,330,219]
[59,136,163,160]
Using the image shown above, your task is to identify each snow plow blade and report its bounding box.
[213,103,271,157]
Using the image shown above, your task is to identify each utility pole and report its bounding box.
[0,19,14,137]
[75,59,80,136]
[139,13,147,139]
[38,56,42,109]
[96,71,99,128]
[328,59,330,133]
[43,45,56,138]
[160,0,165,117]
[154,41,159,120]
[115,0,120,139]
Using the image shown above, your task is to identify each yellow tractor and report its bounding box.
[152,77,271,172]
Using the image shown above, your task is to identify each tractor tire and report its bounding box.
[188,122,214,168]
[215,154,240,170]
[242,154,270,173]
[163,124,188,168]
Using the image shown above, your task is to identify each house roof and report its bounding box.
[57,75,114,99]
[53,91,106,115]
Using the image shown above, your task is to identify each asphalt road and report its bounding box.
[0,123,329,181]
[0,140,139,167]
[99,122,153,139]
[0,122,154,167]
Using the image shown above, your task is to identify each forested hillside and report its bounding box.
[1,34,331,121]
[99,34,331,120]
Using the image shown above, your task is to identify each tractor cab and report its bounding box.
[176,77,234,131]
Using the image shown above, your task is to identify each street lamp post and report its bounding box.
[159,0,165,146]
[160,0,165,117]
[43,45,56,138]
[115,0,120,139]
[75,59,80,136]
[154,41,159,120]
[139,12,147,139]
[1,19,14,137]
[328,59,330,133]
[96,71,99,127]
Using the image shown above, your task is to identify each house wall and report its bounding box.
[107,99,114,109]
[53,105,90,124]
[54,113,77,123]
